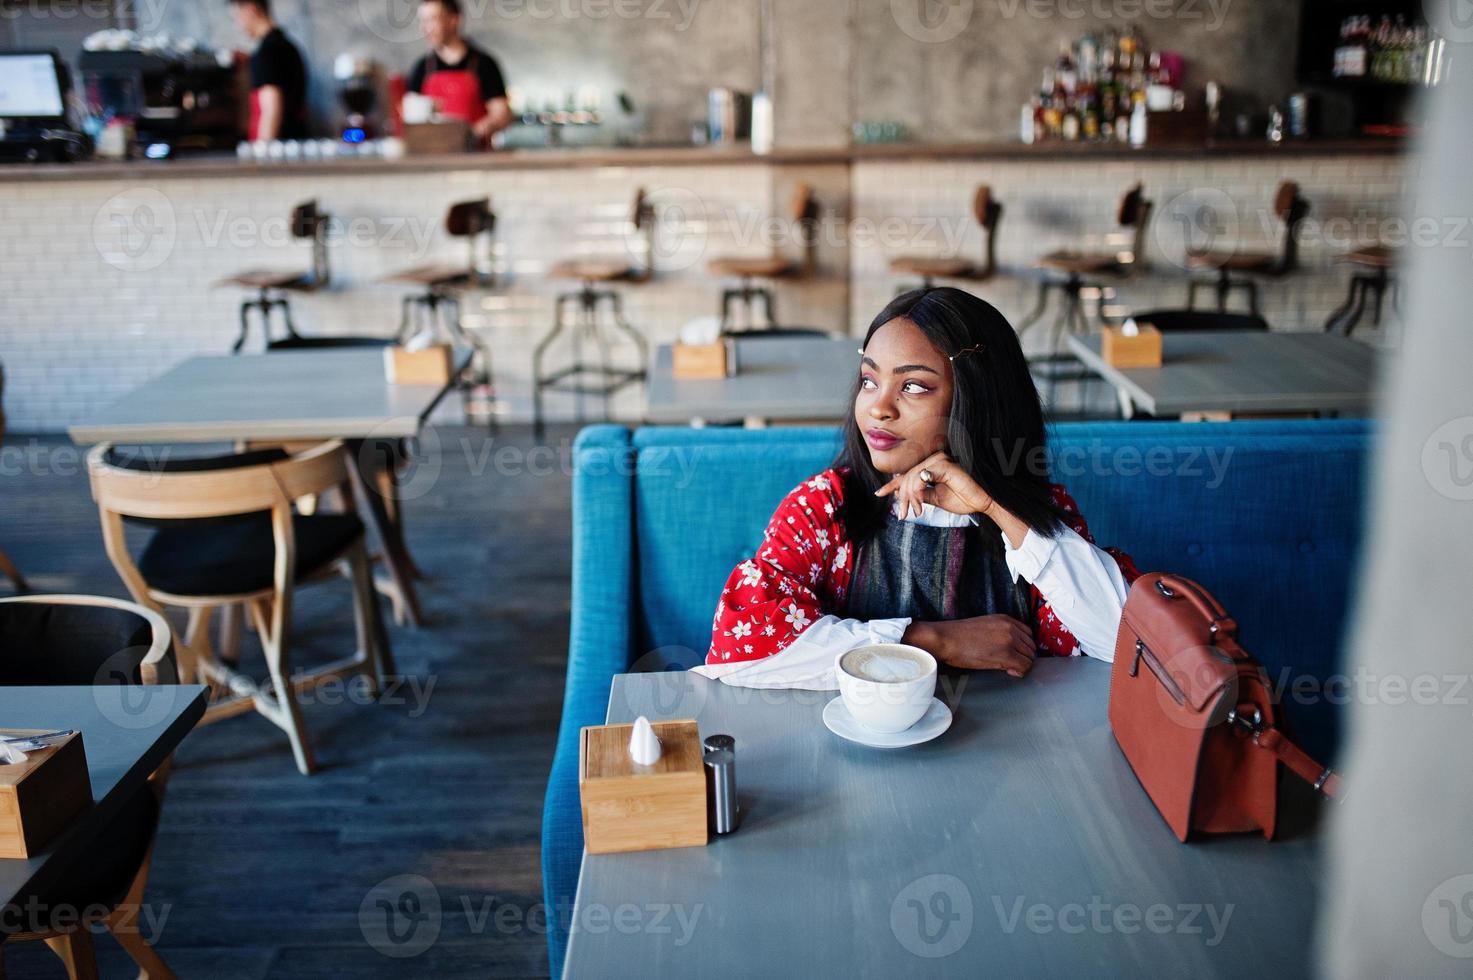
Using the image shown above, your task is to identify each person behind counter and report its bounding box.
[228,0,308,142]
[408,0,512,146]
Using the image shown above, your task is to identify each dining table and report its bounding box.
[563,658,1324,978]
[1067,330,1380,419]
[66,348,471,626]
[644,335,856,426]
[0,685,207,916]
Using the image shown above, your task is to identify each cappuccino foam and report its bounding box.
[841,648,927,683]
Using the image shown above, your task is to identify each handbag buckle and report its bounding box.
[1225,705,1263,735]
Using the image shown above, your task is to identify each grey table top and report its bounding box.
[68,349,467,444]
[1067,331,1380,416]
[645,336,856,424]
[564,659,1322,978]
[0,685,208,912]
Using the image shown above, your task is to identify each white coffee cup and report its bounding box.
[834,643,937,733]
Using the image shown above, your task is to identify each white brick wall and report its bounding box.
[1,153,1409,432]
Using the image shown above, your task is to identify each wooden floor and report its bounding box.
[0,425,582,978]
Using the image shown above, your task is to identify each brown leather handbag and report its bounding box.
[1108,572,1342,842]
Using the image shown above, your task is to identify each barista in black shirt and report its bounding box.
[229,0,307,140]
[406,0,511,144]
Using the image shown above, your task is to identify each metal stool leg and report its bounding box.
[1324,275,1361,334]
[760,286,777,329]
[533,295,574,440]
[1186,279,1201,311]
[1015,280,1051,338]
[1244,279,1260,318]
[1214,271,1230,313]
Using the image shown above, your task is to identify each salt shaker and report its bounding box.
[702,734,739,834]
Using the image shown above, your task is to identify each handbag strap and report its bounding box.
[1228,705,1343,800]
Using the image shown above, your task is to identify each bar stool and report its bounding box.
[381,197,500,424]
[1186,180,1310,316]
[87,441,395,775]
[706,184,818,332]
[216,200,332,352]
[889,185,1002,292]
[1018,183,1152,396]
[1324,245,1399,337]
[534,188,654,439]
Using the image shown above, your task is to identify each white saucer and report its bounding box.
[823,696,953,749]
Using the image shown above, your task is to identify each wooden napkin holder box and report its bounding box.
[384,344,454,385]
[403,120,470,155]
[1102,324,1163,368]
[578,719,708,855]
[672,342,728,380]
[0,732,93,859]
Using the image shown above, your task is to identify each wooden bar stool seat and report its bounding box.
[891,186,1003,291]
[533,189,655,439]
[1016,183,1153,402]
[1325,244,1400,337]
[1186,180,1310,316]
[380,198,500,427]
[215,200,333,352]
[87,441,395,776]
[706,184,818,332]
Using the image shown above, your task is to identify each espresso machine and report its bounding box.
[334,54,383,143]
[79,44,243,155]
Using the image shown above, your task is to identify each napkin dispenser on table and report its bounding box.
[384,343,454,385]
[578,719,708,854]
[672,316,733,379]
[1102,318,1163,368]
[0,732,93,859]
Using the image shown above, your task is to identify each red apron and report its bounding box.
[248,88,305,141]
[422,53,488,126]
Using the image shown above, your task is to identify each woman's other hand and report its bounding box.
[903,616,1036,678]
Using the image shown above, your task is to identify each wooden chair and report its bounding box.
[215,200,333,353]
[0,594,178,980]
[706,183,819,331]
[890,185,1002,292]
[86,441,394,776]
[0,363,27,593]
[1187,180,1310,315]
[1019,183,1153,400]
[379,197,500,425]
[1324,244,1399,337]
[534,188,655,439]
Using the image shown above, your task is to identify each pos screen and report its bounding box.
[0,52,66,119]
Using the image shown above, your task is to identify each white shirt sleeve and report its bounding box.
[1003,525,1128,662]
[690,614,910,690]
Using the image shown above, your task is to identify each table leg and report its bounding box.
[346,439,425,627]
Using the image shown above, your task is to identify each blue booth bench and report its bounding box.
[542,420,1372,976]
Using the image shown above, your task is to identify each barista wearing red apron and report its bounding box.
[229,0,308,141]
[407,0,512,147]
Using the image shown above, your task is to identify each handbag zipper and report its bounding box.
[1130,638,1187,706]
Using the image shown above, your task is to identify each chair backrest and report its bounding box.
[446,197,496,283]
[1116,183,1153,268]
[1130,309,1270,332]
[87,441,350,606]
[291,199,331,285]
[0,594,172,686]
[627,187,657,281]
[973,184,1002,276]
[1273,180,1310,274]
[787,183,820,275]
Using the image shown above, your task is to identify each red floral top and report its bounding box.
[707,468,1140,665]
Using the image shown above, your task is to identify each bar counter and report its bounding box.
[3,137,1406,182]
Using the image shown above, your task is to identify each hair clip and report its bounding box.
[856,347,865,356]
[949,344,985,361]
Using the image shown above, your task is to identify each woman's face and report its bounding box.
[855,317,953,476]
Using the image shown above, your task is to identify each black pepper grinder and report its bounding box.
[702,734,739,834]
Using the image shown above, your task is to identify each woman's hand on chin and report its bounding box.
[874,451,993,519]
[903,616,1036,678]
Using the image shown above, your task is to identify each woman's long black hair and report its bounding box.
[837,286,1067,546]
